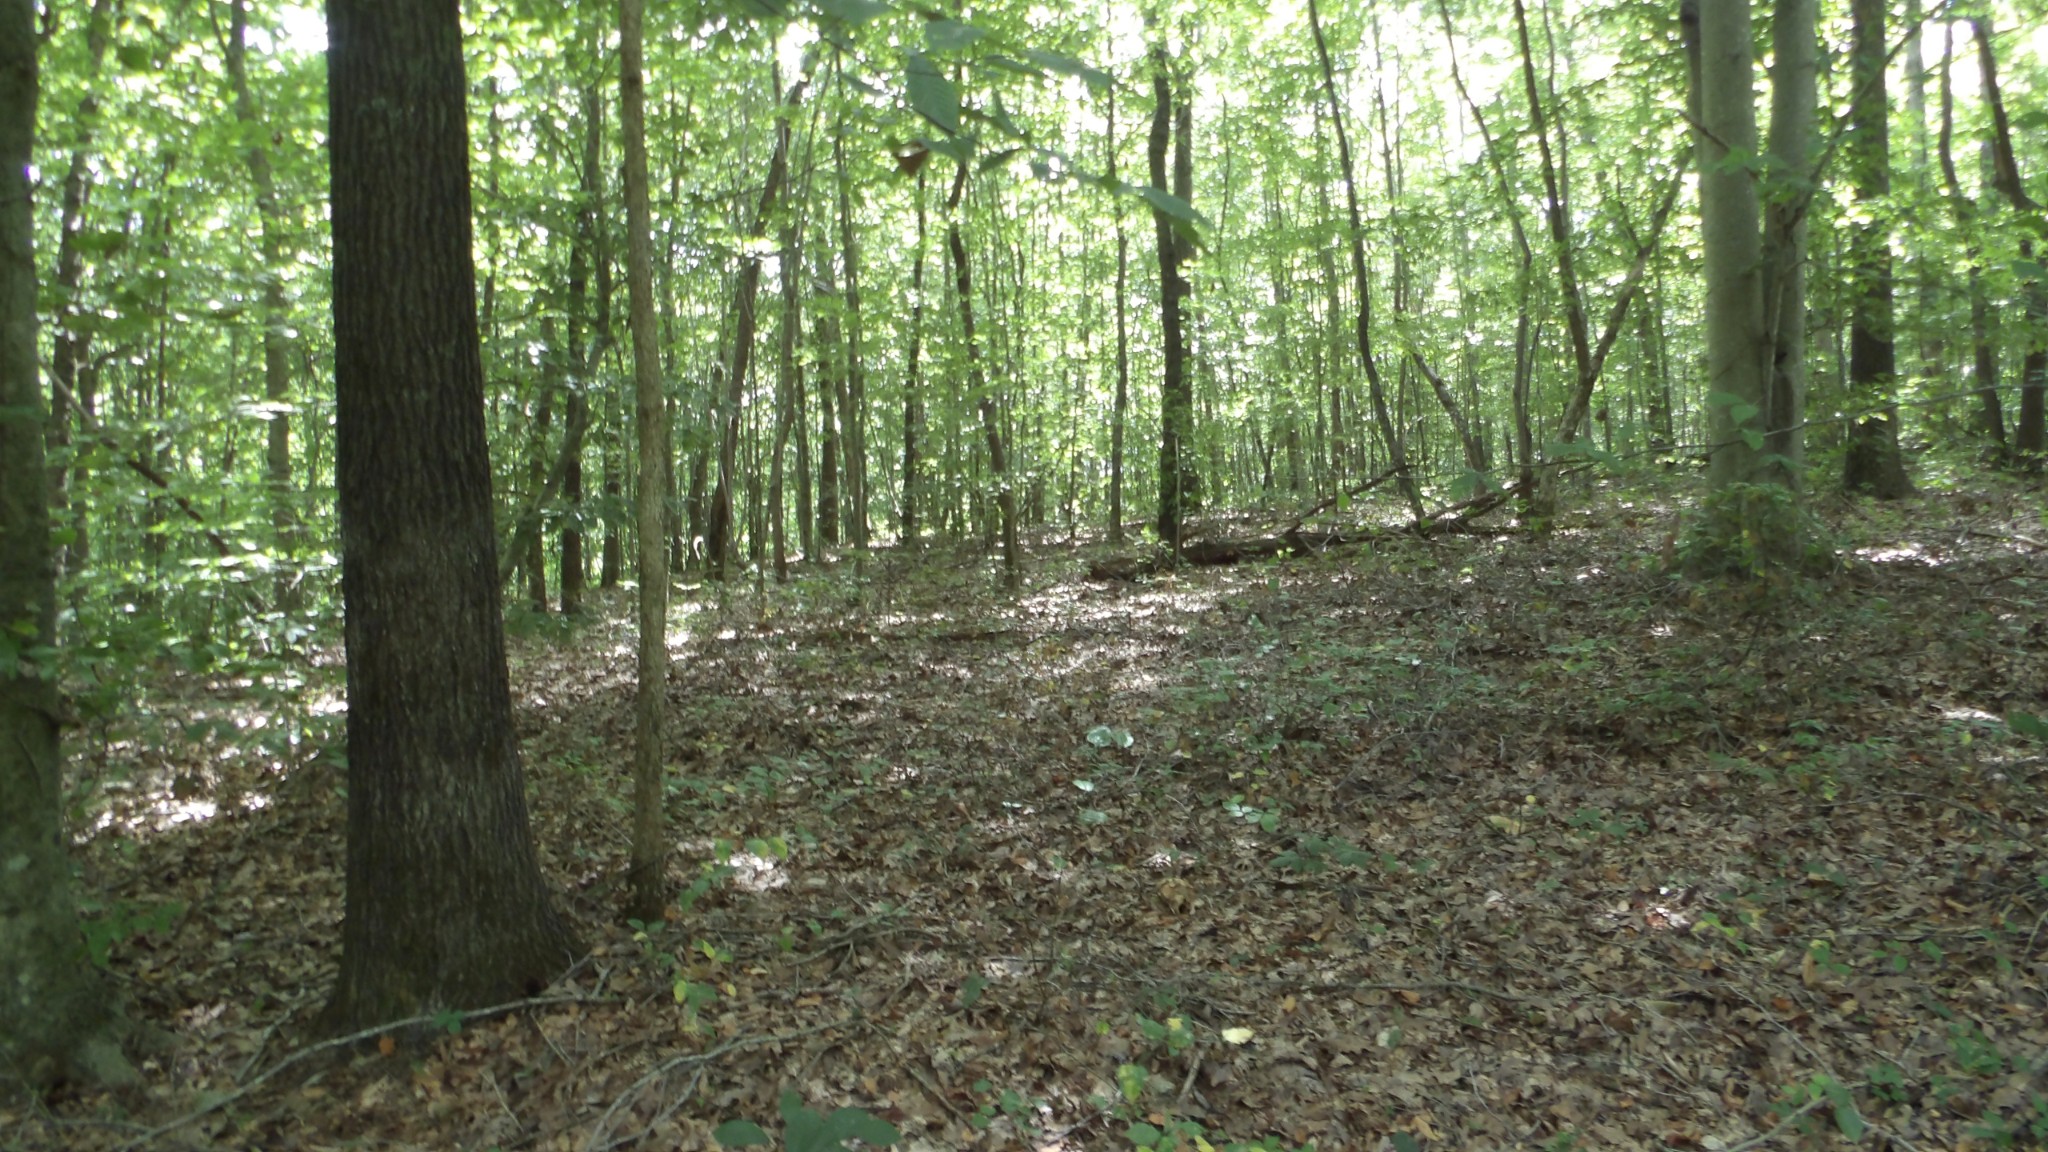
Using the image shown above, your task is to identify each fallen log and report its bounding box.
[1086,481,1528,581]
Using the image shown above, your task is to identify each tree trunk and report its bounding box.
[1306,0,1422,519]
[1688,0,1769,490]
[0,2,138,1088]
[1108,79,1130,544]
[945,159,1022,587]
[563,82,609,616]
[1974,19,2045,465]
[835,113,867,551]
[1842,0,1912,498]
[322,0,579,1032]
[815,266,840,549]
[1149,47,1201,545]
[771,215,800,584]
[45,0,117,592]
[620,0,671,922]
[709,68,804,578]
[902,167,927,545]
[225,0,300,609]
[1760,0,1814,489]
[1937,26,2005,452]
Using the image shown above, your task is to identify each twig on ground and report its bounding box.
[582,1018,850,1152]
[116,989,609,1152]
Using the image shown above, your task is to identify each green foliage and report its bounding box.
[77,898,182,968]
[713,1091,899,1152]
[1677,482,1834,579]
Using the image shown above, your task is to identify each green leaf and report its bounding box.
[2011,259,2047,282]
[1740,428,1765,451]
[1116,1062,1148,1104]
[1821,1076,1864,1140]
[713,1119,773,1147]
[2007,710,2048,740]
[1391,1133,1422,1152]
[924,18,986,53]
[1085,724,1133,749]
[810,0,890,24]
[1020,47,1112,91]
[822,1106,900,1146]
[115,42,151,71]
[905,53,960,135]
[1137,186,1206,228]
[958,974,989,1007]
[1126,1121,1164,1147]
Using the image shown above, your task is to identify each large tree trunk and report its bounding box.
[1688,0,1769,490]
[620,0,671,922]
[1306,0,1422,519]
[1760,0,1814,489]
[1842,0,1912,497]
[0,1,138,1088]
[322,0,579,1031]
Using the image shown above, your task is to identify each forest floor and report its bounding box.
[11,476,2048,1152]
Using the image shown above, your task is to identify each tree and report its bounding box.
[621,0,671,922]
[1306,0,1422,519]
[1149,43,1200,545]
[322,0,579,1031]
[0,0,138,1089]
[1842,0,1912,497]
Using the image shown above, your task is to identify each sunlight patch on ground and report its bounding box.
[1575,566,1605,583]
[725,850,788,893]
[1857,543,1941,566]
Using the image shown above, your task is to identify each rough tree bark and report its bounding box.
[321,0,579,1032]
[0,0,139,1088]
[1843,0,1913,497]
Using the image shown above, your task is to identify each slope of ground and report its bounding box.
[9,480,2047,1151]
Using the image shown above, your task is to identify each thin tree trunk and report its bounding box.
[1108,80,1130,543]
[835,97,867,550]
[621,0,670,921]
[1148,47,1200,545]
[946,159,1021,587]
[1306,0,1421,518]
[1937,26,2005,451]
[709,68,805,577]
[225,0,299,608]
[771,217,800,583]
[1974,18,2045,464]
[902,167,927,545]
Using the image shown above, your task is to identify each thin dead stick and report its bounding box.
[117,990,607,1152]
[582,1017,849,1152]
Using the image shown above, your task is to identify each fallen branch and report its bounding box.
[117,989,608,1152]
